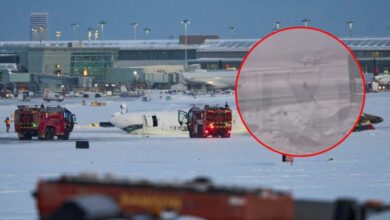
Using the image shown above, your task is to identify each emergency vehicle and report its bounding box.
[33,174,390,220]
[178,104,232,138]
[14,105,75,140]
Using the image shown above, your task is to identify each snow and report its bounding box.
[0,93,390,219]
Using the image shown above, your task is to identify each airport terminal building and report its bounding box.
[0,36,390,92]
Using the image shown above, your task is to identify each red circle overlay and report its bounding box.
[235,26,366,157]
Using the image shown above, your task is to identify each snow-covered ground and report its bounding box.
[0,93,389,219]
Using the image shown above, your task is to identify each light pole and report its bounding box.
[31,27,37,41]
[302,18,311,27]
[99,20,106,46]
[347,20,355,37]
[87,28,93,46]
[94,29,99,41]
[387,27,390,37]
[33,26,44,47]
[55,31,62,41]
[71,23,79,41]
[181,19,190,70]
[144,27,151,39]
[131,22,138,40]
[133,70,139,88]
[274,21,281,31]
[228,26,235,38]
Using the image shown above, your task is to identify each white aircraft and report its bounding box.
[374,74,390,85]
[109,103,246,136]
[0,63,18,72]
[182,70,237,90]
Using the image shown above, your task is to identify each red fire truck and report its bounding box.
[178,104,232,138]
[14,105,75,140]
[34,175,292,220]
[33,175,390,220]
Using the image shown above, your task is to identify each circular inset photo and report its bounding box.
[235,27,365,157]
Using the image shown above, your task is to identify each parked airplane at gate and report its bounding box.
[181,70,237,90]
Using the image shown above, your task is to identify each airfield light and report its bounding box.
[71,23,79,41]
[347,20,355,37]
[144,28,151,40]
[31,27,37,40]
[274,21,281,31]
[94,29,99,41]
[87,28,93,46]
[302,18,311,27]
[32,26,44,47]
[55,31,62,41]
[55,64,61,76]
[99,20,106,45]
[83,67,89,77]
[228,26,235,38]
[131,22,138,40]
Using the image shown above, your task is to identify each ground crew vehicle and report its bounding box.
[14,105,75,140]
[43,90,64,102]
[33,174,390,220]
[178,104,232,138]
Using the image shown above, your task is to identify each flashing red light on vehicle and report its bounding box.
[184,105,232,138]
